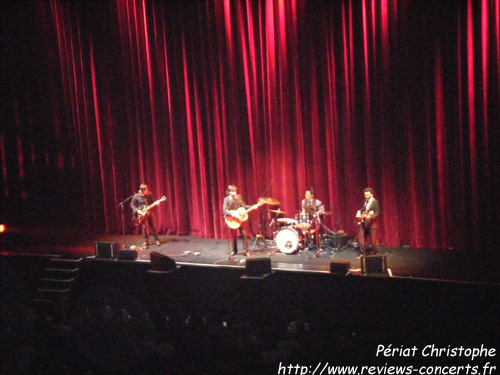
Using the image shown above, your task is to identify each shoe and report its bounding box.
[231,250,237,256]
[155,240,161,246]
[141,242,149,248]
[243,250,250,257]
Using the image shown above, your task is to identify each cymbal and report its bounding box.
[269,208,287,214]
[261,197,280,205]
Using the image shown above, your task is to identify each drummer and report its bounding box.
[301,190,324,216]
[300,189,325,249]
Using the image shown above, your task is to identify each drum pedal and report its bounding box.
[249,235,266,250]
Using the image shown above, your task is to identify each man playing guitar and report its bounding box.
[355,187,380,255]
[131,183,161,248]
[222,185,261,257]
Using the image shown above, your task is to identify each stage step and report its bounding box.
[46,258,82,269]
[41,277,76,283]
[32,298,56,306]
[31,257,83,310]
[40,278,76,290]
[45,268,79,274]
[36,288,71,295]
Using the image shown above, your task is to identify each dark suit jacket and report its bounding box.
[359,198,380,229]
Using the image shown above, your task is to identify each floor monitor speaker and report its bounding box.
[95,242,116,259]
[118,249,138,261]
[361,255,387,274]
[150,252,177,272]
[330,261,351,275]
[244,258,272,278]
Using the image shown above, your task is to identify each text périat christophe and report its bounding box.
[377,345,496,362]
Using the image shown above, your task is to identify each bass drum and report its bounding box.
[275,227,301,254]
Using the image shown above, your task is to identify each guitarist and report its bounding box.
[355,187,380,255]
[222,185,257,257]
[130,184,161,248]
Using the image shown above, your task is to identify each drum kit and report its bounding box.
[255,197,347,256]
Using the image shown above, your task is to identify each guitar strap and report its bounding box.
[364,198,373,213]
[228,197,244,211]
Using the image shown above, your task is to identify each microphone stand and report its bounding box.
[214,225,240,265]
[319,216,345,253]
[250,181,273,251]
[311,212,344,258]
[258,180,272,199]
[118,193,135,249]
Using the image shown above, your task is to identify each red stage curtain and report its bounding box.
[2,0,499,251]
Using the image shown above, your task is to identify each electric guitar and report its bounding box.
[224,199,265,229]
[356,211,374,228]
[132,196,166,226]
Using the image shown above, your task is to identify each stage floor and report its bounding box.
[1,228,498,284]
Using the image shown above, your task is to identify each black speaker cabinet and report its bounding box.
[330,261,350,275]
[361,255,387,274]
[150,252,177,272]
[244,258,272,278]
[118,249,138,261]
[95,242,116,259]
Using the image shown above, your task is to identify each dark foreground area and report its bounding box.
[1,254,499,375]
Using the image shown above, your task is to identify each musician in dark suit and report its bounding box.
[222,185,257,257]
[131,183,160,248]
[355,187,380,255]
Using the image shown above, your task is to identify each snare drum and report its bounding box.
[295,213,312,230]
[277,218,298,227]
[275,227,301,254]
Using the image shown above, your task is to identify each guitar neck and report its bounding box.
[244,201,263,214]
[147,202,159,210]
[144,197,166,212]
[245,205,257,214]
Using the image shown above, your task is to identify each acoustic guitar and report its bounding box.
[224,199,265,229]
